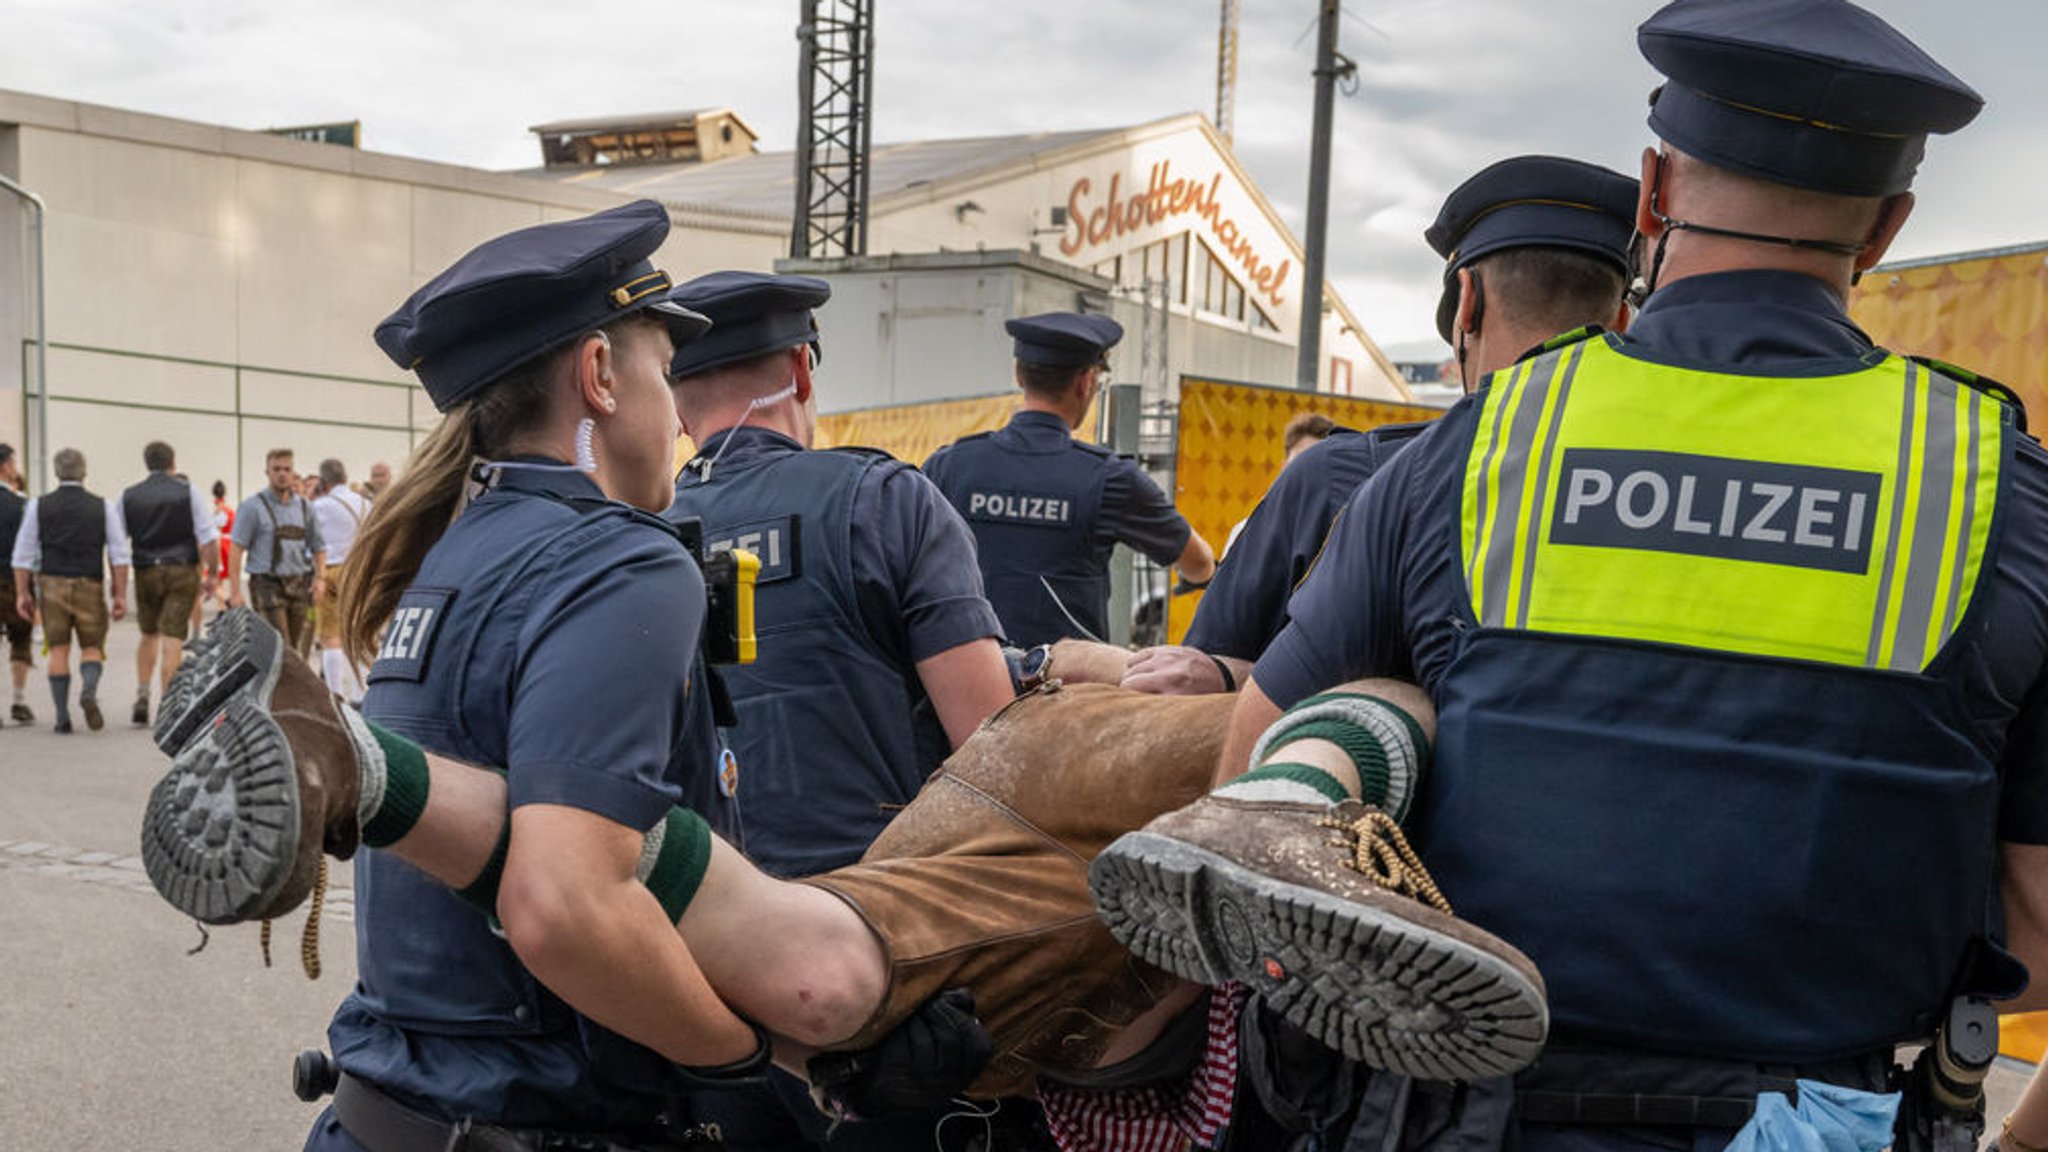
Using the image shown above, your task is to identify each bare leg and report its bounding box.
[137,633,160,700]
[159,636,186,693]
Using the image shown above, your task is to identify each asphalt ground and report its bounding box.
[0,615,2034,1149]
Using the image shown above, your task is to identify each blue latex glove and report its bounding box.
[1728,1080,1900,1152]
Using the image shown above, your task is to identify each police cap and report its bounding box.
[1006,312,1124,368]
[1425,155,1639,344]
[1639,0,1982,197]
[375,199,711,413]
[668,271,832,378]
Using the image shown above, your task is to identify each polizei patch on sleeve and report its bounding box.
[1549,449,1883,575]
[368,587,455,683]
[965,490,1074,526]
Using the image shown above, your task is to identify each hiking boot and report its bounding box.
[140,606,366,925]
[154,612,244,754]
[8,702,29,725]
[132,695,150,727]
[1089,796,1548,1081]
[80,696,103,731]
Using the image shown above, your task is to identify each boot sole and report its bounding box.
[154,608,262,755]
[1090,831,1548,1081]
[139,614,302,925]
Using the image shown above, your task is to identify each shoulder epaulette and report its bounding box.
[1907,355,2030,436]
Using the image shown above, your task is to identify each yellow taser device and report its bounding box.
[726,547,759,665]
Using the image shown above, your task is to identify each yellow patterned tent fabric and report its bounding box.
[814,393,1102,465]
[1851,245,2048,433]
[1169,376,1443,642]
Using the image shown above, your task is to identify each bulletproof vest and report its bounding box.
[0,487,22,575]
[122,472,200,567]
[929,419,1113,646]
[667,442,946,877]
[348,472,704,1125]
[1422,333,2013,1062]
[37,485,108,578]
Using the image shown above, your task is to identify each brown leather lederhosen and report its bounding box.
[803,682,1235,1097]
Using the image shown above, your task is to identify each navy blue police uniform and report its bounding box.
[661,272,1000,879]
[1256,8,2048,1152]
[659,272,1010,1152]
[303,200,729,1150]
[923,313,1192,647]
[1189,156,1638,664]
[1185,426,1416,661]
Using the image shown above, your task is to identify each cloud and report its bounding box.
[0,0,2040,352]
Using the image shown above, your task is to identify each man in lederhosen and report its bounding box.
[227,448,325,658]
[10,447,130,732]
[121,440,220,725]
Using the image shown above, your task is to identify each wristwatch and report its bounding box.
[1012,643,1054,693]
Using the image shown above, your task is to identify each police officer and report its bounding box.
[924,314,1215,647]
[227,447,325,657]
[663,271,1021,1151]
[10,447,129,732]
[120,440,220,725]
[1126,156,1638,693]
[284,199,776,1151]
[665,272,1011,878]
[0,443,32,725]
[1163,2,2048,1150]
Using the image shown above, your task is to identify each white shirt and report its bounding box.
[10,481,133,571]
[313,486,371,567]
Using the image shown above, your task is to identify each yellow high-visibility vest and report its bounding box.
[1460,333,2009,671]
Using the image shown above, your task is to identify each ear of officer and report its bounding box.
[665,271,829,450]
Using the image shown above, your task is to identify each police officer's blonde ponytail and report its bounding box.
[341,353,561,667]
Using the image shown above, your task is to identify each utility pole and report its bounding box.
[1294,0,1341,390]
[792,0,876,259]
[1216,0,1240,145]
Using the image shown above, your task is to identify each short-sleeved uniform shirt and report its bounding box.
[924,409,1192,646]
[231,489,323,577]
[1185,424,1426,661]
[324,465,711,1132]
[667,427,999,876]
[1257,269,2048,848]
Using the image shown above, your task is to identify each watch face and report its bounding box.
[1021,644,1051,682]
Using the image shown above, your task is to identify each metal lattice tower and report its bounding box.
[1216,0,1240,144]
[792,0,876,259]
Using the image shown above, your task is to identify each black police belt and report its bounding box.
[331,1073,712,1152]
[1513,1042,1896,1129]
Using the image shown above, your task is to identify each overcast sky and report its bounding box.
[1,0,2039,358]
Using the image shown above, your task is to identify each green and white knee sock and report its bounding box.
[1213,691,1431,818]
[334,705,712,920]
